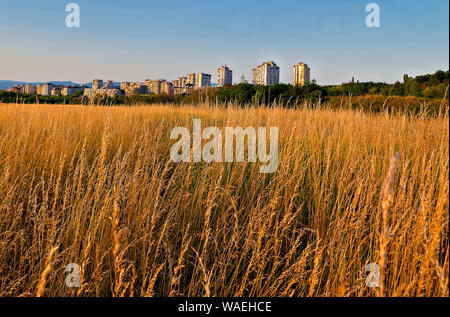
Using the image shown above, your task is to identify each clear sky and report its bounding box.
[0,0,448,85]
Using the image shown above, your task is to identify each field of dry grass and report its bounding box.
[0,102,448,297]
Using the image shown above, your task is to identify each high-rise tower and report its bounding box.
[293,62,310,86]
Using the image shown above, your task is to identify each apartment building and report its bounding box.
[102,80,114,89]
[122,82,148,95]
[145,79,166,94]
[172,79,181,87]
[174,87,193,95]
[8,83,82,96]
[179,77,188,87]
[252,61,280,86]
[172,77,188,88]
[84,79,119,97]
[293,62,310,86]
[218,66,233,87]
[51,87,62,96]
[84,88,121,98]
[120,82,131,90]
[92,79,104,90]
[187,73,196,87]
[7,85,23,93]
[37,83,55,96]
[161,81,174,96]
[24,84,36,94]
[195,73,211,88]
[61,86,83,96]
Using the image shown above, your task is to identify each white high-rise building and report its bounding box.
[252,61,280,86]
[218,66,233,87]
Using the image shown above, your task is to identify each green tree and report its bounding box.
[408,80,422,97]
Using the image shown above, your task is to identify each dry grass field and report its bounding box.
[0,102,448,297]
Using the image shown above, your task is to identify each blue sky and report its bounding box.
[0,0,448,85]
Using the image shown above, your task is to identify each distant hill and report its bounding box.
[1,80,208,90]
[0,80,83,90]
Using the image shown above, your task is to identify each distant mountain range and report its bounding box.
[0,80,217,90]
[0,80,120,90]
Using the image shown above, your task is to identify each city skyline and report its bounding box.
[0,0,448,84]
[3,62,309,90]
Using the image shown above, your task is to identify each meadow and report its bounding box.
[0,102,448,297]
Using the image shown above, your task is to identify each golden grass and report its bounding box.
[0,102,448,297]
